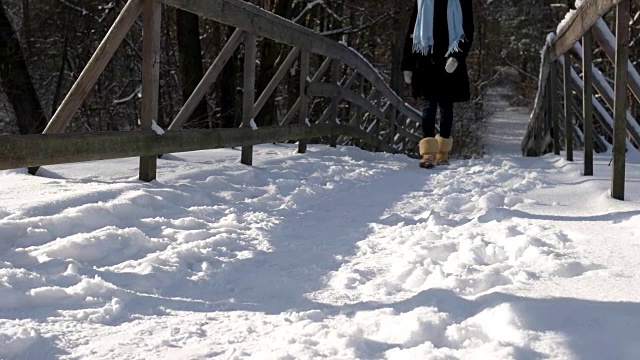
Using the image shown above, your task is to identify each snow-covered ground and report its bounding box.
[1,92,640,359]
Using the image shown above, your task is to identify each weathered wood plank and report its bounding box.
[570,99,609,153]
[0,125,390,170]
[342,70,359,91]
[157,0,422,126]
[335,76,370,146]
[384,117,422,144]
[550,61,561,155]
[566,58,614,140]
[550,0,616,60]
[279,56,332,126]
[355,76,365,128]
[169,28,244,130]
[329,59,340,148]
[307,82,386,122]
[563,54,574,161]
[522,39,551,156]
[318,72,372,127]
[571,63,613,151]
[379,101,393,146]
[241,32,257,165]
[43,0,143,134]
[389,109,397,147]
[591,19,640,105]
[544,71,553,153]
[253,46,300,118]
[139,0,162,182]
[582,30,594,176]
[611,0,630,200]
[280,98,301,127]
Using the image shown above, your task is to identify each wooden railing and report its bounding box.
[0,0,423,181]
[522,0,640,200]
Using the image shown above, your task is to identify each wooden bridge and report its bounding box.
[0,0,423,182]
[522,0,640,200]
[2,0,639,201]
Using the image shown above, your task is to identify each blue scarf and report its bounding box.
[412,0,465,57]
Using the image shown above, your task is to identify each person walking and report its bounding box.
[402,0,474,168]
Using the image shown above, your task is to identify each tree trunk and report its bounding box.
[21,0,30,53]
[255,0,293,127]
[256,38,278,127]
[0,1,47,134]
[219,25,239,128]
[391,1,412,97]
[176,8,209,128]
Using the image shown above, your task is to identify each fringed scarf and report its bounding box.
[412,0,465,57]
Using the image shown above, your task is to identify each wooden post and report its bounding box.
[329,59,340,148]
[535,91,544,154]
[355,77,364,148]
[241,32,257,166]
[583,30,594,176]
[298,49,310,154]
[550,61,561,155]
[544,77,552,153]
[563,55,574,161]
[541,78,549,153]
[611,0,630,200]
[139,0,161,182]
[280,57,332,127]
[371,93,381,150]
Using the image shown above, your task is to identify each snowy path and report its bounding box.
[1,92,640,359]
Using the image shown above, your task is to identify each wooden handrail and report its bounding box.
[525,0,638,155]
[280,56,332,126]
[521,37,551,155]
[2,0,425,179]
[524,0,636,200]
[0,125,391,170]
[307,82,387,123]
[565,56,614,139]
[253,46,301,119]
[550,0,616,60]
[169,28,244,130]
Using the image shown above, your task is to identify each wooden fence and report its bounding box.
[522,0,640,200]
[0,0,424,181]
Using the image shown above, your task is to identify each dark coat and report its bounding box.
[402,0,474,102]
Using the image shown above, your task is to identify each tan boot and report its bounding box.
[418,137,438,168]
[435,135,453,165]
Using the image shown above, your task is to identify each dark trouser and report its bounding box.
[422,99,453,138]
